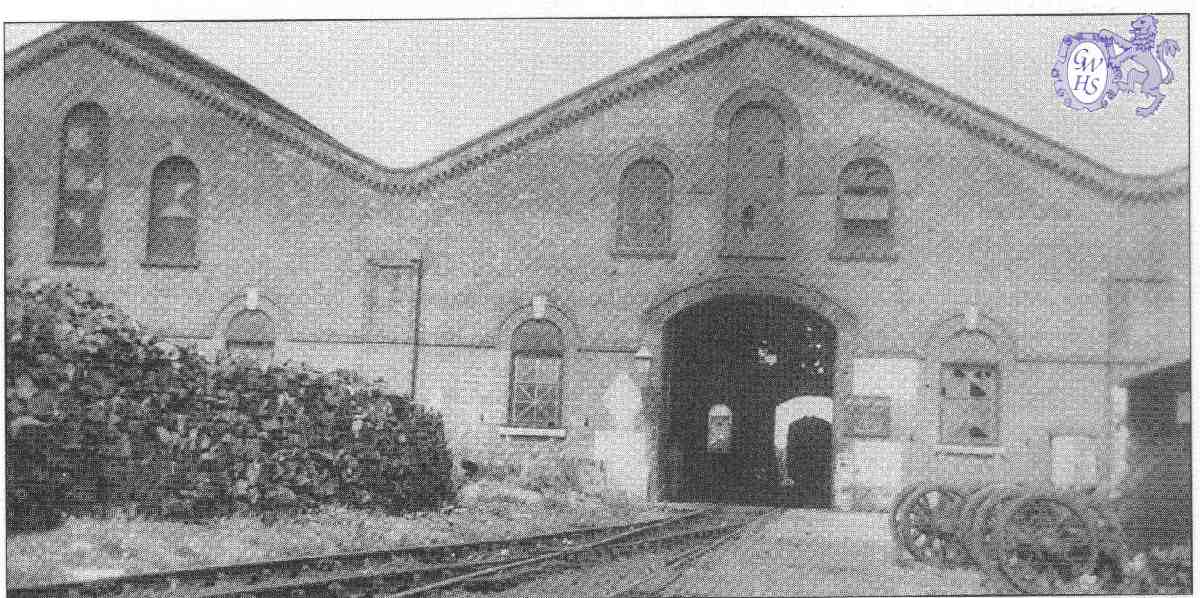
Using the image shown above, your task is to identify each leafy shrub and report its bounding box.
[6,278,453,531]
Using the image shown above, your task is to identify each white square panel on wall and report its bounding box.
[1051,435,1098,491]
[852,358,921,435]
[851,358,921,396]
[852,439,904,491]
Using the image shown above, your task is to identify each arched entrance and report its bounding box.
[660,294,836,505]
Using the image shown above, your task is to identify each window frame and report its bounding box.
[614,157,673,253]
[924,312,1013,452]
[707,403,734,453]
[52,102,110,266]
[507,319,567,430]
[831,156,898,262]
[604,143,681,260]
[224,308,278,366]
[143,156,202,268]
[723,100,789,257]
[937,360,1001,447]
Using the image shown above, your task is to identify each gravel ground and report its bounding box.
[661,509,994,597]
[6,491,667,589]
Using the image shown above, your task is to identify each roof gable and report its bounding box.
[5,21,385,183]
[5,18,1186,200]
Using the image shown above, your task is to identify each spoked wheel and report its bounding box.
[889,481,928,555]
[895,482,971,566]
[956,483,1009,543]
[992,493,1100,594]
[968,484,1030,574]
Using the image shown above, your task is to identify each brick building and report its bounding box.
[4,19,1189,509]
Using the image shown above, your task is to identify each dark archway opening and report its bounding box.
[786,416,833,508]
[661,295,835,505]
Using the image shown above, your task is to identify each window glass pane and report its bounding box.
[55,103,109,261]
[147,157,200,264]
[940,363,998,445]
[944,332,1001,364]
[226,309,276,343]
[730,103,786,180]
[840,195,889,222]
[708,404,733,453]
[618,159,671,249]
[837,158,894,243]
[509,323,564,429]
[514,355,560,385]
[838,157,893,192]
[512,319,564,355]
[843,219,889,238]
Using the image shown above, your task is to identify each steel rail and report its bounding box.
[388,508,778,598]
[187,516,729,598]
[602,508,781,598]
[449,521,752,594]
[8,509,704,598]
[380,509,722,598]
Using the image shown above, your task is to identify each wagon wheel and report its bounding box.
[992,492,1100,594]
[958,479,991,496]
[895,482,971,567]
[957,483,1023,565]
[956,483,1009,543]
[889,481,928,554]
[968,484,1030,574]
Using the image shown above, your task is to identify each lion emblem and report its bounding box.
[1100,15,1181,117]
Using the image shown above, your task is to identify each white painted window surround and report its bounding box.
[498,426,567,438]
[934,443,1006,456]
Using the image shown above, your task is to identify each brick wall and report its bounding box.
[5,30,1188,505]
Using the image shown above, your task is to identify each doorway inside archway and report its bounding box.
[786,416,833,507]
[661,295,836,505]
[774,396,834,508]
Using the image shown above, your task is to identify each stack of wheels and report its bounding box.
[956,482,1030,568]
[988,491,1104,594]
[891,481,972,567]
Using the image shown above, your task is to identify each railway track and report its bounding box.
[601,508,776,598]
[430,506,782,598]
[8,509,709,598]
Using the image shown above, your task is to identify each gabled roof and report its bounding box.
[5,18,1188,200]
[5,21,383,174]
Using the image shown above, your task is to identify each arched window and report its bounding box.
[145,157,200,266]
[707,403,733,453]
[616,158,672,250]
[730,103,787,183]
[939,331,1001,446]
[509,319,565,429]
[834,157,896,260]
[225,309,276,366]
[54,102,109,263]
[726,102,786,250]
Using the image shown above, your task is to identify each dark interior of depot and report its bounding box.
[661,295,837,507]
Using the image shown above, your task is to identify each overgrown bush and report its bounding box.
[6,278,453,531]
